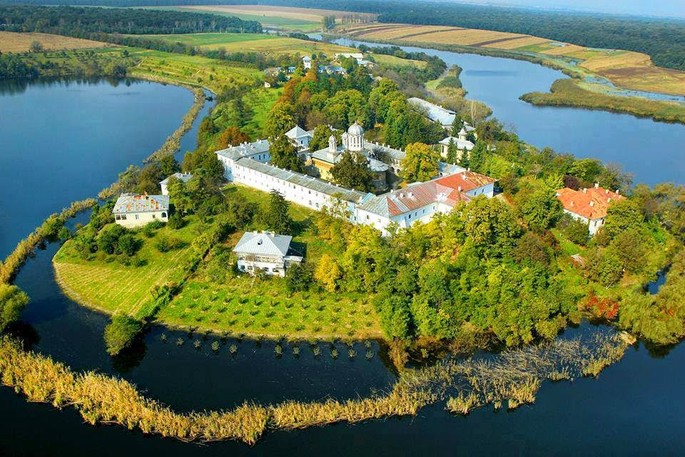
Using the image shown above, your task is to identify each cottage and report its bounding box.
[233,231,303,277]
[302,55,312,70]
[113,194,169,228]
[556,184,624,235]
[159,172,192,196]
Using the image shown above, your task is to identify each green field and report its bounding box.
[140,32,353,57]
[54,185,383,339]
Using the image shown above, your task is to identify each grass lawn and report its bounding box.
[53,216,202,319]
[242,87,283,139]
[53,185,383,340]
[138,33,353,57]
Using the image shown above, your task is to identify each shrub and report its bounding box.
[155,235,186,253]
[0,284,29,333]
[167,213,186,229]
[103,315,144,356]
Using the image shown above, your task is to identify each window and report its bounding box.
[135,215,139,220]
[152,214,156,219]
[161,212,167,218]
[247,266,253,271]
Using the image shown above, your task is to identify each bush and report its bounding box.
[155,235,186,253]
[167,213,186,229]
[97,224,127,255]
[103,315,144,356]
[285,263,313,293]
[116,234,140,257]
[0,284,29,333]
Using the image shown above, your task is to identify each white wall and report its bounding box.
[115,211,168,228]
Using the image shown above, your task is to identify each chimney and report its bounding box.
[594,183,599,188]
[590,201,595,207]
[616,189,620,195]
[582,188,587,193]
[458,186,462,192]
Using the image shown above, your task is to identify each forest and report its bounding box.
[6,0,681,71]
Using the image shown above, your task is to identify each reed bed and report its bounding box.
[0,199,96,285]
[0,331,629,445]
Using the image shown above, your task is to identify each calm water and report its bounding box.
[333,37,685,186]
[1,75,685,455]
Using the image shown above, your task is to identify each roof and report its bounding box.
[408,97,456,126]
[285,125,312,141]
[358,170,493,218]
[236,157,368,203]
[216,139,270,161]
[556,186,624,220]
[439,136,475,151]
[233,231,292,257]
[159,172,192,186]
[113,194,169,214]
[302,56,312,61]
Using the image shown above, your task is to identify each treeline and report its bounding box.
[0,5,262,35]
[0,49,131,80]
[360,44,447,82]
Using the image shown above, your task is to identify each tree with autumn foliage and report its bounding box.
[216,126,249,149]
[400,142,440,183]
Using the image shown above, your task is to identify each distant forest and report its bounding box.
[1,0,682,70]
[0,4,262,35]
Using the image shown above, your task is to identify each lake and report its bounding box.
[331,37,685,186]
[1,75,685,455]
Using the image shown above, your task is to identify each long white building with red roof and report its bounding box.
[556,184,624,235]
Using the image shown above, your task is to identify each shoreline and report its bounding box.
[326,33,685,125]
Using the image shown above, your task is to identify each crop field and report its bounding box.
[147,5,376,32]
[140,33,353,57]
[127,48,261,92]
[372,54,427,70]
[0,31,107,53]
[339,23,685,97]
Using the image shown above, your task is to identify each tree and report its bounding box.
[308,124,334,152]
[29,40,43,53]
[264,103,296,137]
[401,142,440,182]
[285,263,313,292]
[461,196,521,257]
[160,155,180,177]
[330,151,374,192]
[104,314,144,356]
[469,142,487,173]
[0,284,29,332]
[262,190,292,234]
[518,188,563,232]
[217,126,249,149]
[97,224,127,255]
[601,199,643,241]
[450,113,464,136]
[446,138,458,164]
[323,89,367,129]
[315,254,342,292]
[269,134,304,172]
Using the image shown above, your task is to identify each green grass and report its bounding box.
[243,87,283,139]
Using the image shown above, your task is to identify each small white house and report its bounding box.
[302,55,312,70]
[556,185,624,235]
[159,172,192,196]
[439,129,475,162]
[233,231,303,277]
[113,194,169,228]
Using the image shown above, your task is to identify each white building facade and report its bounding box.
[113,194,169,229]
[233,231,302,277]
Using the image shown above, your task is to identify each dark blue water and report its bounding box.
[332,37,685,186]
[1,77,685,455]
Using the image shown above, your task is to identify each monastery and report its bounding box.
[216,123,496,234]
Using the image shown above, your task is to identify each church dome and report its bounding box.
[348,122,364,136]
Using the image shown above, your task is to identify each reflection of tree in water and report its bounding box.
[4,321,40,350]
[111,334,147,374]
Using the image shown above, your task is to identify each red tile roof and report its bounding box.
[556,186,624,220]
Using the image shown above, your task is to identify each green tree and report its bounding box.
[446,138,458,164]
[323,89,366,129]
[461,196,521,257]
[468,142,487,173]
[29,40,43,53]
[269,134,304,172]
[518,188,563,232]
[262,190,293,234]
[601,199,644,241]
[285,262,313,292]
[0,284,29,332]
[104,314,144,356]
[264,103,296,137]
[401,142,440,182]
[160,155,180,177]
[315,254,342,292]
[97,224,127,255]
[330,151,374,192]
[308,124,334,152]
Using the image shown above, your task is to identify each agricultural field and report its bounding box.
[53,185,382,339]
[0,31,107,53]
[338,23,685,97]
[139,32,353,57]
[148,5,376,32]
[372,53,427,70]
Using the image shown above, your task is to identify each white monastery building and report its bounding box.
[439,127,475,161]
[556,184,624,235]
[233,231,303,277]
[113,194,169,228]
[159,172,192,196]
[216,125,497,235]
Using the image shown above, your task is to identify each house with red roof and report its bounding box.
[556,184,624,235]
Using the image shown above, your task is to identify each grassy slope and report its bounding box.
[0,31,107,52]
[54,186,383,339]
